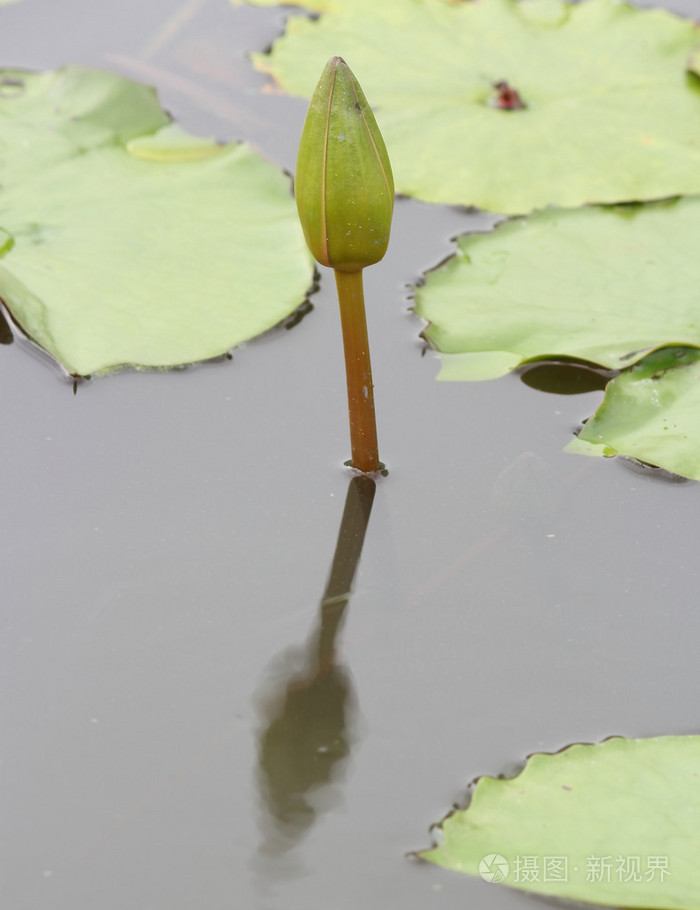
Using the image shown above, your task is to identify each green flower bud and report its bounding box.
[295,57,394,273]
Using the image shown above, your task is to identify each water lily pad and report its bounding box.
[414,197,700,381]
[0,66,312,375]
[244,0,700,214]
[566,347,700,480]
[422,735,700,909]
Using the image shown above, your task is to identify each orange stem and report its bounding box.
[334,269,380,473]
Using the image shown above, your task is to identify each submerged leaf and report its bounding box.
[422,735,700,909]
[244,0,700,214]
[0,66,313,375]
[566,347,700,480]
[414,198,700,380]
[231,0,331,6]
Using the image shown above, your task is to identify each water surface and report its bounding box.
[2,2,700,908]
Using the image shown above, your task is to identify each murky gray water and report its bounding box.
[3,1,700,908]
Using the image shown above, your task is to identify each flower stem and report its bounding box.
[334,269,380,473]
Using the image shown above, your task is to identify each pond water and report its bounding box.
[3,1,700,908]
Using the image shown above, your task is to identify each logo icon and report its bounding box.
[479,854,510,883]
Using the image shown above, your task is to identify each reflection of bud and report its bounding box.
[295,57,394,273]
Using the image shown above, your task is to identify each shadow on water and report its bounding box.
[518,360,612,396]
[0,306,14,345]
[253,474,376,874]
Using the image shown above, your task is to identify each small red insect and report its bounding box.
[492,80,526,110]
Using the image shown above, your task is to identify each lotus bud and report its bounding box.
[295,57,394,273]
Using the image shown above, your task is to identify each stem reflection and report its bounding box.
[253,475,376,863]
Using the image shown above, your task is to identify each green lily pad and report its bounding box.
[566,346,700,480]
[244,0,700,214]
[414,197,700,381]
[0,66,312,375]
[422,735,700,909]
